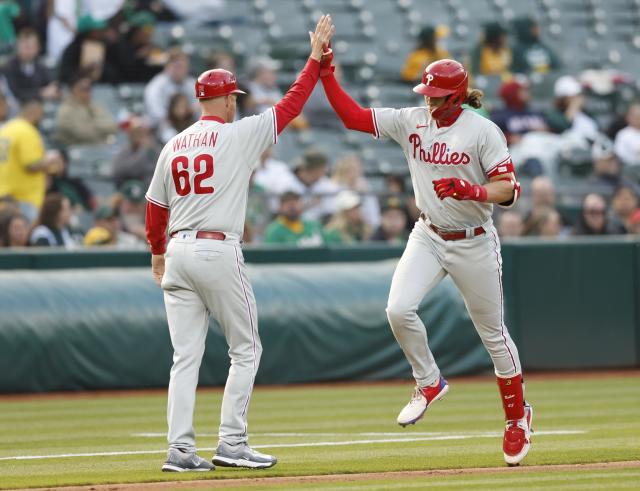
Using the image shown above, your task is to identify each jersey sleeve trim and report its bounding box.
[145,194,169,209]
[485,156,514,177]
[371,109,380,139]
[271,107,278,144]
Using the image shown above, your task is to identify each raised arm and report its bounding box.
[272,15,335,134]
[319,48,376,134]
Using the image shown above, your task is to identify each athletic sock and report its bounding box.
[497,374,525,421]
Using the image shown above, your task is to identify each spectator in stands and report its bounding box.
[526,207,562,237]
[588,136,638,198]
[84,205,144,248]
[324,190,371,244]
[491,76,548,145]
[401,25,449,83]
[614,101,640,167]
[332,153,380,229]
[54,74,117,145]
[263,191,326,246]
[289,148,340,222]
[158,93,196,144]
[545,76,599,141]
[610,186,639,234]
[370,196,408,244]
[523,176,566,234]
[245,175,271,244]
[0,213,29,247]
[627,209,640,235]
[573,193,617,235]
[0,99,65,223]
[497,210,524,238]
[510,16,561,75]
[385,174,406,195]
[58,15,117,85]
[144,47,196,125]
[46,0,78,64]
[471,22,512,77]
[3,27,59,102]
[108,11,164,83]
[114,180,146,241]
[29,193,77,247]
[253,147,297,213]
[112,116,160,187]
[246,56,282,114]
[47,147,96,212]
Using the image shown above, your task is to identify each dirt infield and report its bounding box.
[20,461,640,491]
[2,369,639,402]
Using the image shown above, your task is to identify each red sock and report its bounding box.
[497,374,525,421]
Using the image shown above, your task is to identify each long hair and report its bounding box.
[464,88,484,108]
[35,193,65,231]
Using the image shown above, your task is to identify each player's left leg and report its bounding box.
[193,241,276,469]
[446,228,532,465]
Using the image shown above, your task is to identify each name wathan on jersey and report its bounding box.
[172,130,219,152]
[409,134,471,166]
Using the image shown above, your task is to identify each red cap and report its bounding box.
[195,69,246,99]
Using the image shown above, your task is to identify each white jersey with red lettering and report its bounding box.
[372,107,511,229]
[145,109,277,238]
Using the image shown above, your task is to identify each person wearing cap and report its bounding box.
[545,75,598,140]
[116,180,147,241]
[324,189,371,244]
[588,136,638,197]
[401,25,450,83]
[510,16,561,75]
[144,47,197,126]
[332,153,380,229]
[58,14,117,84]
[491,76,548,145]
[85,205,145,248]
[253,147,297,213]
[471,22,512,77]
[370,195,408,244]
[54,72,117,145]
[108,11,164,83]
[263,191,326,246]
[112,115,161,187]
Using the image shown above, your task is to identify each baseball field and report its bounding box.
[1,373,638,491]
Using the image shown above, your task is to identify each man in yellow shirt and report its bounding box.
[0,99,64,222]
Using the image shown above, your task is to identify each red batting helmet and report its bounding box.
[413,59,468,122]
[195,69,246,99]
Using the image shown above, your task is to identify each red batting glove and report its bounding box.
[320,42,334,78]
[432,177,487,202]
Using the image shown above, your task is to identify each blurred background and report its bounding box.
[0,0,638,392]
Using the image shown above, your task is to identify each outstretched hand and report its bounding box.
[309,14,335,61]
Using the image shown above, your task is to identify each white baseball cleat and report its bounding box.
[503,402,533,466]
[397,377,449,427]
[213,441,277,469]
[161,448,215,472]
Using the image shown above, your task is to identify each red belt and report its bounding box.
[171,230,226,240]
[420,213,485,241]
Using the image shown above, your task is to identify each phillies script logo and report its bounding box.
[409,134,471,166]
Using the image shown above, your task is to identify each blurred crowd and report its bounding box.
[0,1,639,250]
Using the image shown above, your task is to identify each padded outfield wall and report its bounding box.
[0,237,638,392]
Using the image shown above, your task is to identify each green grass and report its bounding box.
[0,375,638,490]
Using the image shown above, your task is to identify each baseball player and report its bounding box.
[145,15,335,472]
[320,53,532,466]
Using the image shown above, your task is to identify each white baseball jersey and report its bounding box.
[372,107,511,229]
[146,109,277,237]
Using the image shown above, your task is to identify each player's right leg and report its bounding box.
[386,220,448,426]
[161,241,214,472]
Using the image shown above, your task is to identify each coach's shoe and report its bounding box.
[503,402,533,466]
[161,447,215,472]
[213,442,277,469]
[397,377,449,427]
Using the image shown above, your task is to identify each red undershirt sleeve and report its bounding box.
[273,57,320,134]
[145,200,169,255]
[320,72,376,134]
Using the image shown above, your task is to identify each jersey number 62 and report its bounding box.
[171,154,214,196]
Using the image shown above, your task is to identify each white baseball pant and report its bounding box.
[161,231,261,451]
[386,218,521,387]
